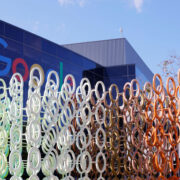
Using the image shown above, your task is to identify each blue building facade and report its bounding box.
[0,20,153,97]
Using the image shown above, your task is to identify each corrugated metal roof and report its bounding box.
[63,38,126,67]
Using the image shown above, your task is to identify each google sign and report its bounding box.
[0,37,63,86]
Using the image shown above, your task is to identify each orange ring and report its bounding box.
[144,82,153,102]
[178,69,180,85]
[155,125,164,147]
[169,125,178,147]
[145,126,156,147]
[175,85,180,99]
[169,150,179,173]
[138,90,144,107]
[166,77,176,98]
[176,123,180,143]
[130,79,140,99]
[161,135,171,152]
[175,86,180,116]
[154,98,164,120]
[145,102,155,123]
[153,73,163,95]
[159,88,165,103]
[153,150,166,173]
[168,101,177,122]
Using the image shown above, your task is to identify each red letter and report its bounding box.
[12,58,29,81]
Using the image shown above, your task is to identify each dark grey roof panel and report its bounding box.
[63,38,125,67]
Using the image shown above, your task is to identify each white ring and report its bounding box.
[95,127,106,150]
[95,81,105,101]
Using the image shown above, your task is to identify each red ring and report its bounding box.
[12,58,29,82]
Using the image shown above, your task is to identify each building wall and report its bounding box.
[83,64,135,92]
[124,39,153,84]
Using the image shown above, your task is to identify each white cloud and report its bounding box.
[58,0,87,7]
[78,0,86,7]
[133,0,144,12]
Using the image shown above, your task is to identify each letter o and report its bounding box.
[12,58,29,82]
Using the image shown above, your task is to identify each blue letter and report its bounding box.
[0,38,12,76]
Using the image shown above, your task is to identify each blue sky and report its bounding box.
[0,0,180,74]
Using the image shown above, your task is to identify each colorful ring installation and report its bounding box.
[0,68,180,179]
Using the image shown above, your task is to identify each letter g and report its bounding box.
[0,38,12,76]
